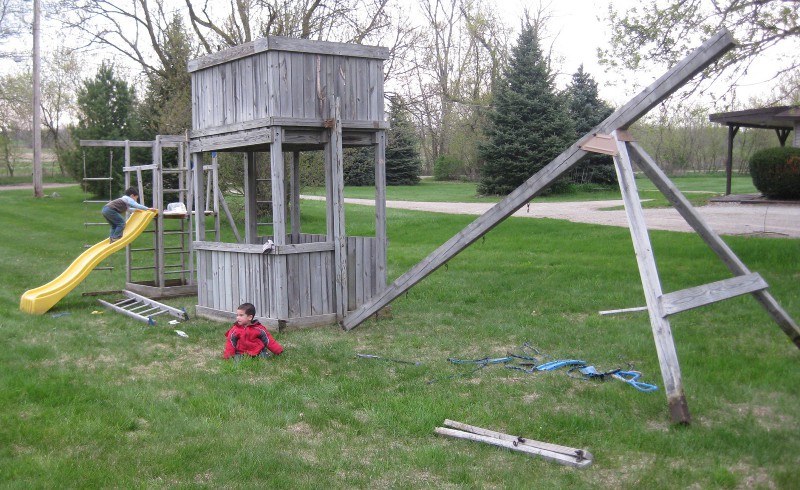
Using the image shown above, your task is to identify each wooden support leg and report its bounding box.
[613,134,690,424]
[627,142,800,349]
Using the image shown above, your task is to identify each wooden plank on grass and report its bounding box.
[434,427,591,469]
[442,420,592,461]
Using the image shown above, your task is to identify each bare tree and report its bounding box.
[396,0,508,173]
[599,0,800,104]
[0,0,26,59]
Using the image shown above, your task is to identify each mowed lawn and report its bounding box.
[0,184,798,488]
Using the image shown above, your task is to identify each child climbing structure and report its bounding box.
[19,210,157,315]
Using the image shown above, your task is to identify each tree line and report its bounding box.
[0,0,797,194]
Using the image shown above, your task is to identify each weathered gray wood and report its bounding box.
[330,99,348,320]
[660,273,768,317]
[189,128,273,153]
[434,427,590,469]
[374,131,387,291]
[194,241,263,253]
[627,142,800,348]
[442,420,592,462]
[271,242,335,254]
[188,36,389,73]
[342,30,737,331]
[613,135,689,424]
[80,140,154,148]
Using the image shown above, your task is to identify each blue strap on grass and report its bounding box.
[612,370,659,392]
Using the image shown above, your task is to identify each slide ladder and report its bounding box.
[98,290,189,325]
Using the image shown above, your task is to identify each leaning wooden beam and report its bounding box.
[342,29,736,331]
[627,142,800,348]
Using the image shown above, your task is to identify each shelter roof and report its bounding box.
[709,106,800,130]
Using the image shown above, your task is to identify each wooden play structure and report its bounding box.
[187,37,390,329]
[338,30,800,424]
[80,136,207,298]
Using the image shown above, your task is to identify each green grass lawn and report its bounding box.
[1,185,797,488]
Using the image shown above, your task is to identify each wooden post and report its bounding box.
[613,133,690,424]
[193,153,206,242]
[244,151,258,243]
[329,99,348,320]
[627,142,800,348]
[271,128,290,322]
[374,130,388,290]
[153,136,164,288]
[342,29,737,331]
[290,151,301,243]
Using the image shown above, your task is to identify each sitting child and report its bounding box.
[223,303,284,359]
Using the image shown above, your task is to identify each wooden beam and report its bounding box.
[613,134,689,424]
[660,273,768,317]
[244,152,258,244]
[342,29,736,331]
[330,99,348,321]
[627,142,800,348]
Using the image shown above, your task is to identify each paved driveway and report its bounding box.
[302,196,800,239]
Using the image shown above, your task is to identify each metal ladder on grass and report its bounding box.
[98,290,189,325]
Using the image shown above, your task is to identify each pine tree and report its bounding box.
[478,22,575,195]
[63,62,143,198]
[343,147,375,186]
[566,65,617,186]
[385,97,422,186]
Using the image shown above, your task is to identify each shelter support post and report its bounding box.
[290,151,301,243]
[725,125,739,196]
[192,153,206,242]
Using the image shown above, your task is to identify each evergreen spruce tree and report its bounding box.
[385,96,422,186]
[343,147,375,186]
[63,62,142,198]
[478,22,575,195]
[566,65,617,186]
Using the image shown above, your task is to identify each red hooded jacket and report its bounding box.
[223,320,284,359]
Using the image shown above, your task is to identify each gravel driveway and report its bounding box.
[303,195,800,239]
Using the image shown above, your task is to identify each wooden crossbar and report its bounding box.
[659,273,769,317]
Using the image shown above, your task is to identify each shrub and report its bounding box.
[433,155,463,181]
[749,147,800,199]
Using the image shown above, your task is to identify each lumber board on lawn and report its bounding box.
[342,29,736,331]
[434,428,591,469]
[627,142,800,348]
[660,273,768,317]
[442,420,592,461]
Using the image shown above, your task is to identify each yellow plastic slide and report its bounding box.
[20,210,157,315]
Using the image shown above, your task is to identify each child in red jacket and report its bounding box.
[223,303,284,359]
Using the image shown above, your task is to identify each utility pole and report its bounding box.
[32,0,43,198]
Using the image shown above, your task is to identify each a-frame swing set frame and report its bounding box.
[342,29,800,424]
